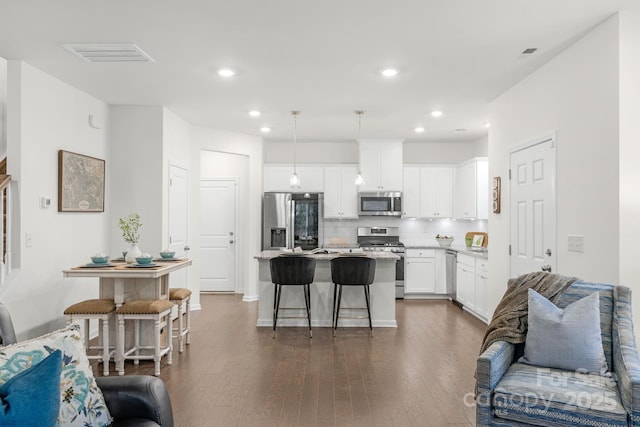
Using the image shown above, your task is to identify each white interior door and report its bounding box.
[200,179,236,292]
[510,136,556,276]
[168,164,189,287]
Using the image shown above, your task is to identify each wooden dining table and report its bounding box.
[63,258,192,306]
[63,258,192,364]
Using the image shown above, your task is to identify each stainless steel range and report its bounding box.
[357,227,405,299]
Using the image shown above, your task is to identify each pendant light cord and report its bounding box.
[292,110,300,174]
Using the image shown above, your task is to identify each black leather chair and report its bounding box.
[269,255,316,338]
[0,302,174,427]
[330,256,376,336]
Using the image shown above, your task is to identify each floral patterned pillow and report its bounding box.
[0,324,112,426]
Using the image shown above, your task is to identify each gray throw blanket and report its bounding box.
[478,271,578,356]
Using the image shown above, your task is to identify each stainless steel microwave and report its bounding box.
[358,192,402,216]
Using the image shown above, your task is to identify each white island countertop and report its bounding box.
[254,250,399,261]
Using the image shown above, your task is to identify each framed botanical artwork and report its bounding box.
[58,150,105,212]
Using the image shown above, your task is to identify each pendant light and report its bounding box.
[354,110,365,186]
[289,110,301,189]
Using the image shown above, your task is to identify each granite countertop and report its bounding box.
[404,244,488,259]
[255,250,400,261]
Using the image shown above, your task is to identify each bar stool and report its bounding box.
[169,288,192,352]
[331,256,376,337]
[64,299,116,375]
[116,300,174,376]
[270,255,316,338]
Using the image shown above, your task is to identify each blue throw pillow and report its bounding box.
[519,289,609,375]
[0,349,62,427]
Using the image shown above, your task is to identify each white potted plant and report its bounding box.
[119,213,143,263]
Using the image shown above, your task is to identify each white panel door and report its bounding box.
[510,137,556,276]
[168,164,189,287]
[200,179,236,292]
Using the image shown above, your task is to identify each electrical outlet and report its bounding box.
[568,235,584,253]
[25,232,33,248]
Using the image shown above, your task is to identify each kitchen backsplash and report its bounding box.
[323,217,488,247]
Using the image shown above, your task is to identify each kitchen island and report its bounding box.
[254,251,399,328]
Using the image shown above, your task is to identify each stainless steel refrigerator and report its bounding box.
[262,192,324,250]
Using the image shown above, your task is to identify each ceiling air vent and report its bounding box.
[521,48,538,55]
[61,43,155,63]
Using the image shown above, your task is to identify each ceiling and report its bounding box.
[0,0,637,143]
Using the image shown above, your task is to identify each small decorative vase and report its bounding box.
[125,243,142,263]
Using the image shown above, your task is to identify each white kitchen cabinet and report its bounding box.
[475,258,489,321]
[456,254,476,310]
[434,249,447,294]
[324,165,358,219]
[420,166,454,217]
[402,167,420,217]
[454,157,488,219]
[402,166,454,218]
[264,165,324,193]
[456,253,489,322]
[405,248,436,293]
[358,140,403,192]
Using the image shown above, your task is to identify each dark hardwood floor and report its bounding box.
[94,294,487,427]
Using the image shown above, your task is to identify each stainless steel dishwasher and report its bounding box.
[445,250,458,304]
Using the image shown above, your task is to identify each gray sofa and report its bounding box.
[0,302,174,427]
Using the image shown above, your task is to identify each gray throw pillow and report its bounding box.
[518,288,608,375]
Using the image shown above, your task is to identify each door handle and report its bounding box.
[541,265,552,272]
[184,246,190,251]
[545,249,552,256]
[229,240,234,244]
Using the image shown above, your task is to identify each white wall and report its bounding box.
[488,16,620,315]
[191,126,263,301]
[2,61,110,339]
[618,11,640,323]
[200,151,249,294]
[265,139,485,165]
[472,136,489,157]
[0,58,6,159]
[265,140,357,164]
[404,141,477,164]
[109,106,164,256]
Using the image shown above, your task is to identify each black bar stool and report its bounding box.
[270,255,316,338]
[331,256,376,337]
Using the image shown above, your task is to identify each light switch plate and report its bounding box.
[568,235,584,253]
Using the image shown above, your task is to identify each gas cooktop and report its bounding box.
[357,227,404,252]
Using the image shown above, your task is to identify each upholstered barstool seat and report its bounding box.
[64,299,116,375]
[169,288,192,352]
[270,255,316,338]
[331,256,376,337]
[116,299,174,376]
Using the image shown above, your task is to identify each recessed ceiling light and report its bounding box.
[249,110,261,117]
[521,48,538,55]
[414,127,425,133]
[484,122,491,128]
[381,68,398,77]
[431,111,443,118]
[218,68,235,77]
[260,127,271,133]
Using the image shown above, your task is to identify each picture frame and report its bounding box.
[492,176,501,213]
[58,150,105,212]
